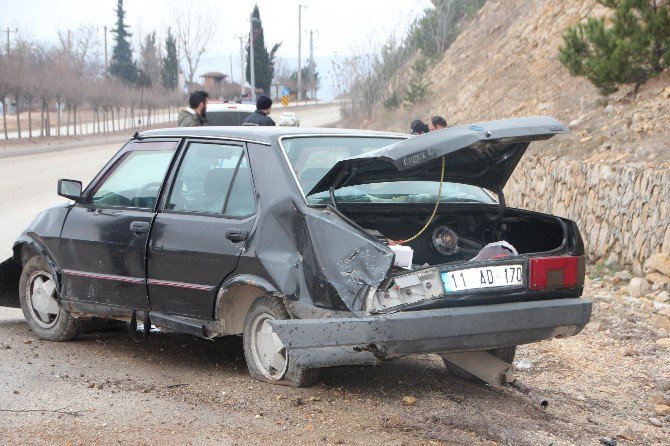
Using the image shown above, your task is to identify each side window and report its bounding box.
[91,149,174,209]
[224,155,256,216]
[167,142,243,214]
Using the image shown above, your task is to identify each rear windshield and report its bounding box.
[280,136,496,205]
[205,111,253,126]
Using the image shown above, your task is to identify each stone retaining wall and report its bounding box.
[505,155,670,274]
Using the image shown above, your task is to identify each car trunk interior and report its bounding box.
[335,203,566,268]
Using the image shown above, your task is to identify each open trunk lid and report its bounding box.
[308,116,567,196]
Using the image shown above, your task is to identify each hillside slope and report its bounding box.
[364,0,670,163]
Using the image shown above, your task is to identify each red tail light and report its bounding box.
[529,256,584,290]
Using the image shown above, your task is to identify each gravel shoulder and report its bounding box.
[1,267,669,446]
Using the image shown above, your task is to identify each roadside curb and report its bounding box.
[0,135,133,159]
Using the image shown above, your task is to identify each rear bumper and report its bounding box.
[269,298,592,367]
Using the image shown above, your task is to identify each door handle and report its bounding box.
[130,221,150,234]
[225,229,248,242]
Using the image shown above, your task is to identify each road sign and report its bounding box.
[281,95,289,106]
[281,87,290,96]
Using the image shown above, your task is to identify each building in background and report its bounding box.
[200,72,228,99]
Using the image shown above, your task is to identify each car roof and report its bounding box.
[138,126,407,145]
[207,102,256,113]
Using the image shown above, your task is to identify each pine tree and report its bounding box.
[109,0,138,85]
[245,5,281,94]
[161,28,179,90]
[409,0,486,58]
[559,0,670,95]
[138,31,160,89]
[290,60,319,98]
[404,57,432,107]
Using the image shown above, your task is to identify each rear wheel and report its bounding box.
[442,346,517,380]
[243,295,318,387]
[19,256,80,341]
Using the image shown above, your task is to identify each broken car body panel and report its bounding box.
[269,298,592,367]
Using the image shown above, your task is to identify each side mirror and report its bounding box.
[57,179,83,202]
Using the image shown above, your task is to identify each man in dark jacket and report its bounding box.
[243,95,275,126]
[428,115,448,131]
[178,91,208,127]
[410,119,429,135]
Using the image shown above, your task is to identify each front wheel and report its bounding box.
[243,295,318,387]
[19,256,81,341]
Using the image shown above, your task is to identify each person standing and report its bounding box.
[243,95,276,126]
[428,115,448,131]
[178,91,208,127]
[410,119,429,135]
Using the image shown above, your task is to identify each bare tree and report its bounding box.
[0,25,182,140]
[6,39,32,138]
[35,49,55,137]
[0,48,9,139]
[170,1,216,87]
[57,25,97,66]
[273,58,295,91]
[331,47,384,119]
[47,48,79,137]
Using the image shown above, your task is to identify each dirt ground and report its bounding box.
[1,267,669,446]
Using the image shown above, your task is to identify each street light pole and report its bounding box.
[309,29,315,102]
[104,26,108,69]
[229,54,233,84]
[297,5,305,103]
[3,27,18,55]
[237,36,244,98]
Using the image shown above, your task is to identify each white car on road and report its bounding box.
[278,112,300,127]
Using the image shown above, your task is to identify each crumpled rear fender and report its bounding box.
[255,201,394,313]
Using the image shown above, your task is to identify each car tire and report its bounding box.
[19,256,81,341]
[441,346,517,381]
[243,295,318,387]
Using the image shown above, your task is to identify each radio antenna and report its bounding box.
[136,85,145,134]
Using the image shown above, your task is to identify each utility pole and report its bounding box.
[249,15,256,102]
[229,54,234,84]
[104,26,108,69]
[3,27,18,55]
[238,36,244,98]
[297,5,305,103]
[309,30,315,102]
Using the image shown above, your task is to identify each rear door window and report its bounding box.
[224,155,256,216]
[166,142,255,215]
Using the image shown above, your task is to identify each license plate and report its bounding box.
[441,264,524,292]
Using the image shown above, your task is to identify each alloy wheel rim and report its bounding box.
[26,271,60,329]
[250,313,288,380]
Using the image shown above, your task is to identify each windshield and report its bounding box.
[280,136,497,205]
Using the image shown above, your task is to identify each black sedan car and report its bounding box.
[0,117,591,387]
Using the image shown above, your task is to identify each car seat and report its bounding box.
[190,168,234,214]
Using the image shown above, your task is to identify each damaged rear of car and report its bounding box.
[268,116,591,375]
[0,117,591,389]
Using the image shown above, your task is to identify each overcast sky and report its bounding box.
[2,0,432,98]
